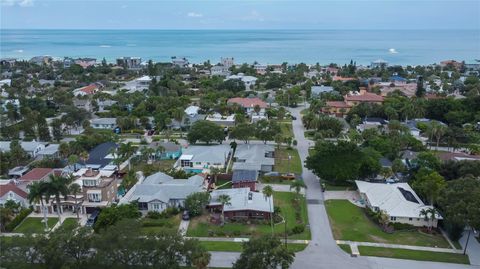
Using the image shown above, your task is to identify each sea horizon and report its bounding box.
[1,29,479,65]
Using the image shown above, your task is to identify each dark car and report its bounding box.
[182,210,190,221]
[86,210,100,227]
[291,116,297,120]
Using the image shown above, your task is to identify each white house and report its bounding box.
[0,141,45,158]
[90,118,117,129]
[205,113,236,127]
[0,181,29,207]
[311,85,334,98]
[211,65,230,77]
[175,145,232,173]
[121,172,205,212]
[226,73,257,90]
[355,180,442,227]
[135,75,153,90]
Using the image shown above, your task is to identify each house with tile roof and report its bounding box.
[73,84,99,97]
[355,180,442,227]
[322,88,384,117]
[227,97,268,116]
[0,181,28,207]
[19,168,53,182]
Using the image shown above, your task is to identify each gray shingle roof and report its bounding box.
[232,170,258,183]
[209,188,273,213]
[181,145,231,164]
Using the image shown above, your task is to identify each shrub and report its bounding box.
[292,224,305,234]
[390,222,416,231]
[5,208,33,232]
[293,140,297,146]
[165,207,180,217]
[146,211,162,219]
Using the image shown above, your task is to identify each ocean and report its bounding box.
[1,29,479,65]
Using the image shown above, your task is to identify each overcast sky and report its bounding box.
[1,0,479,30]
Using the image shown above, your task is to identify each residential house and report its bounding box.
[371,59,388,69]
[356,117,388,133]
[0,181,29,207]
[90,118,117,129]
[0,58,16,67]
[73,98,92,112]
[205,113,236,127]
[74,168,118,214]
[232,170,258,191]
[311,85,334,98]
[8,166,29,178]
[29,56,53,66]
[75,58,97,69]
[73,84,99,97]
[19,168,54,182]
[172,56,189,67]
[138,141,182,160]
[0,79,12,88]
[355,180,442,227]
[436,152,480,162]
[85,142,118,170]
[135,75,153,90]
[0,141,46,158]
[63,57,74,68]
[227,97,268,116]
[225,73,257,90]
[121,172,205,212]
[97,99,117,112]
[322,88,384,117]
[208,188,273,220]
[175,145,232,173]
[36,144,60,160]
[233,144,275,173]
[116,57,142,70]
[211,65,230,77]
[390,75,407,85]
[254,64,268,75]
[221,57,234,68]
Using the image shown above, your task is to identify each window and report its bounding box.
[87,193,101,202]
[409,218,412,221]
[152,203,160,211]
[83,179,97,187]
[8,192,14,199]
[390,216,396,221]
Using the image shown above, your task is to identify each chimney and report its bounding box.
[359,87,367,95]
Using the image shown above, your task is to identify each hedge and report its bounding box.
[6,208,33,232]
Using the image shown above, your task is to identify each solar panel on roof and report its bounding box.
[398,187,419,203]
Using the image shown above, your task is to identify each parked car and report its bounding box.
[281,173,296,180]
[182,210,190,221]
[86,210,100,227]
[291,116,297,120]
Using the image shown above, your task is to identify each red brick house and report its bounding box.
[232,170,257,191]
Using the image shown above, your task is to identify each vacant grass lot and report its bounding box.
[187,191,310,240]
[133,160,176,176]
[359,246,470,264]
[13,217,59,234]
[325,200,450,248]
[140,214,181,235]
[275,147,302,174]
[199,241,308,252]
[278,121,294,139]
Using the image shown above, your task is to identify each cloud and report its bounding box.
[187,12,203,18]
[1,0,34,7]
[242,10,265,22]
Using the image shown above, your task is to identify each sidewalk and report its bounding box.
[188,236,309,244]
[178,220,189,236]
[258,183,306,194]
[336,240,463,254]
[459,230,480,266]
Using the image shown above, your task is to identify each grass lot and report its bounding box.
[325,200,450,248]
[61,218,79,229]
[13,217,59,234]
[187,191,310,240]
[278,121,294,139]
[322,181,356,191]
[338,244,352,254]
[140,214,181,235]
[359,246,470,264]
[215,179,232,189]
[275,147,302,174]
[199,241,308,252]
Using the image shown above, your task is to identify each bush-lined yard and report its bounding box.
[187,191,310,240]
[325,200,450,248]
[140,214,181,235]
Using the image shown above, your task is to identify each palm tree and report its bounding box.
[290,180,307,199]
[155,144,166,161]
[419,207,438,232]
[27,181,49,230]
[45,174,73,218]
[69,183,82,219]
[79,151,89,167]
[119,142,136,170]
[432,122,447,148]
[377,210,390,231]
[218,194,231,225]
[262,185,274,235]
[209,167,223,186]
[68,154,79,171]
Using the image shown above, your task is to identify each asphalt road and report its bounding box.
[208,105,478,269]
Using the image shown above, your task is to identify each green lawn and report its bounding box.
[187,191,310,240]
[140,215,181,235]
[325,200,450,248]
[359,246,470,264]
[199,241,308,252]
[278,121,294,139]
[338,244,352,254]
[215,179,232,189]
[274,147,302,174]
[61,218,79,229]
[133,159,176,176]
[13,217,59,234]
